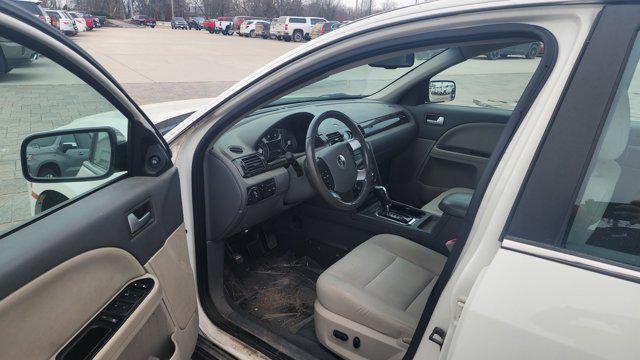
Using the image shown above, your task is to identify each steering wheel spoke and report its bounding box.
[316,158,335,190]
[305,110,373,211]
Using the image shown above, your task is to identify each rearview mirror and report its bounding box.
[369,53,415,69]
[21,127,118,183]
[429,80,456,103]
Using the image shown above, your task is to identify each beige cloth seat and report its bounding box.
[421,187,474,216]
[315,234,447,359]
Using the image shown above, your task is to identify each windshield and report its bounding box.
[271,49,446,106]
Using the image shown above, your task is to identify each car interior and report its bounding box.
[200,38,546,359]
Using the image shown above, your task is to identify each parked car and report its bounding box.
[310,20,340,39]
[10,0,48,24]
[25,131,94,179]
[188,17,204,30]
[0,36,38,76]
[232,16,256,34]
[255,20,273,39]
[96,15,106,27]
[68,11,94,31]
[275,16,326,42]
[486,41,543,59]
[80,13,95,30]
[171,17,188,30]
[131,14,156,28]
[7,2,640,360]
[91,15,101,28]
[217,17,234,35]
[65,11,86,32]
[203,18,216,33]
[269,17,280,39]
[46,9,76,36]
[240,20,268,38]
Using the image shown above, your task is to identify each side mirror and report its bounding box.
[21,127,118,183]
[428,80,456,103]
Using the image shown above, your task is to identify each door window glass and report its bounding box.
[431,42,543,110]
[564,34,640,267]
[0,37,128,234]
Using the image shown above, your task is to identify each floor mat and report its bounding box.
[224,252,323,334]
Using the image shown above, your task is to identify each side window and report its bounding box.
[563,35,640,267]
[430,41,543,110]
[0,38,128,233]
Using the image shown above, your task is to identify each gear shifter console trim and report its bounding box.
[377,209,416,225]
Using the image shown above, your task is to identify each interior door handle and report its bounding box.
[127,209,151,234]
[426,114,445,126]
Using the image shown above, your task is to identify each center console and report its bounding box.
[364,185,435,229]
[358,185,473,254]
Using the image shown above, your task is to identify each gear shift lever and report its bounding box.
[373,185,391,214]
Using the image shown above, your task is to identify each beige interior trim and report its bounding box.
[0,248,144,359]
[145,224,197,330]
[314,301,408,360]
[145,223,199,359]
[116,301,175,360]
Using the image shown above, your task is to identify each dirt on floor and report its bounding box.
[224,252,323,334]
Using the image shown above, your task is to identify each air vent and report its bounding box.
[325,131,344,145]
[239,154,265,176]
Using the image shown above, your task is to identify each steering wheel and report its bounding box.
[305,110,373,211]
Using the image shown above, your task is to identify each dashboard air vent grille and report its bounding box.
[239,154,265,175]
[325,131,344,145]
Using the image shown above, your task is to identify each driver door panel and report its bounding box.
[0,169,197,359]
[0,3,197,358]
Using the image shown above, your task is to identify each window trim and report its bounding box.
[504,5,640,276]
[503,238,640,284]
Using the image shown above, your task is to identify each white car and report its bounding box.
[4,1,640,360]
[275,15,327,42]
[216,18,234,35]
[65,11,86,32]
[238,20,254,37]
[240,20,268,38]
[45,9,76,35]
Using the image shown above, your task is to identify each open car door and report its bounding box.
[0,4,197,359]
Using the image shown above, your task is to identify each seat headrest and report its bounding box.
[598,93,630,161]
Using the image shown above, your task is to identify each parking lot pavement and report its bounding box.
[73,27,301,104]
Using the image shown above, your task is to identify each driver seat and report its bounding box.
[315,234,447,360]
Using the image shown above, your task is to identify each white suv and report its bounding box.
[275,16,326,42]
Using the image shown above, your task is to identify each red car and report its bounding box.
[203,19,215,33]
[81,14,94,30]
[131,15,156,28]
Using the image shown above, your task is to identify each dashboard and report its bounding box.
[205,99,418,241]
[256,127,300,162]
